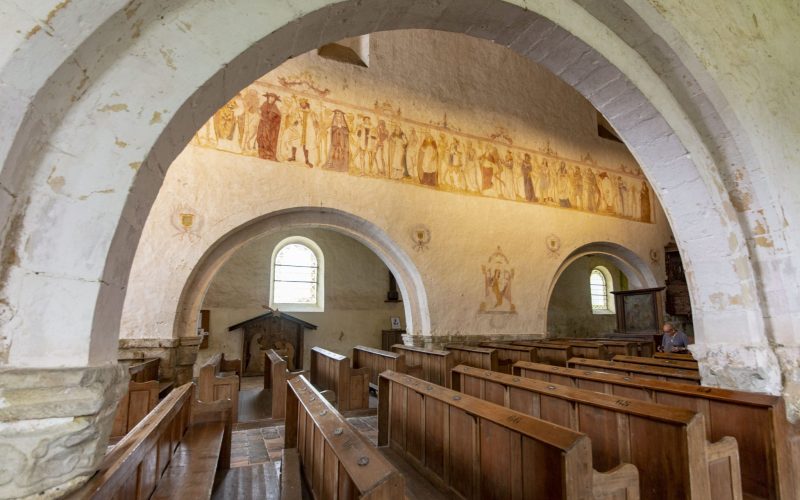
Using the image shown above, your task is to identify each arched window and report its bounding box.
[590,266,615,314]
[270,237,324,312]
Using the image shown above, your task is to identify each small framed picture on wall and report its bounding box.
[390,317,402,330]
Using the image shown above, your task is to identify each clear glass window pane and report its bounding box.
[275,244,317,267]
[274,281,317,304]
[590,269,608,310]
[274,264,317,282]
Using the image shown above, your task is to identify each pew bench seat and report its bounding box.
[151,421,226,499]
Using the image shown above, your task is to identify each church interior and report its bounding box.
[0,1,798,499]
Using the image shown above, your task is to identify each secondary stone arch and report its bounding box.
[546,241,660,308]
[172,207,431,342]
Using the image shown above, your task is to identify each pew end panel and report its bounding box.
[285,375,405,499]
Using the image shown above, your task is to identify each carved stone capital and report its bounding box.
[0,364,128,498]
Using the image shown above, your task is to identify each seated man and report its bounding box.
[658,322,690,353]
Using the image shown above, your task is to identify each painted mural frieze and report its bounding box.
[194,74,654,223]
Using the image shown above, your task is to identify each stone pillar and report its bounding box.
[175,336,203,385]
[118,338,179,382]
[0,364,128,498]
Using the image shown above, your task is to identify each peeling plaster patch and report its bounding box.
[129,162,142,171]
[730,189,752,212]
[755,236,774,248]
[25,25,41,40]
[754,219,767,235]
[150,111,162,125]
[47,175,65,193]
[131,19,143,39]
[98,103,128,113]
[159,48,177,70]
[178,21,192,32]
[78,189,114,200]
[115,139,128,148]
[0,211,24,293]
[124,0,142,19]
[44,0,72,28]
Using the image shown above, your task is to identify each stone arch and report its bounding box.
[546,241,660,306]
[173,207,430,342]
[0,1,788,390]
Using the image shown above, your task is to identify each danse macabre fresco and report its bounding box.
[195,73,654,223]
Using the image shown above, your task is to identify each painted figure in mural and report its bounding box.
[354,115,377,175]
[500,150,516,199]
[284,97,319,167]
[629,180,640,219]
[480,247,516,313]
[436,133,449,185]
[480,146,500,196]
[406,128,419,180]
[640,180,652,222]
[598,172,615,213]
[615,175,628,216]
[557,161,572,208]
[257,92,282,161]
[324,109,350,171]
[239,89,261,154]
[418,132,439,186]
[538,158,552,204]
[446,138,466,190]
[246,333,268,374]
[571,165,584,210]
[375,120,390,176]
[520,153,535,202]
[213,97,239,142]
[464,141,480,193]
[584,168,601,211]
[387,123,408,179]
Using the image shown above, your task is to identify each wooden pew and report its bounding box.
[264,349,305,419]
[198,352,241,422]
[568,357,701,385]
[71,383,232,499]
[514,361,796,499]
[606,337,656,357]
[352,345,411,392]
[612,354,699,371]
[390,344,454,388]
[121,357,160,382]
[309,346,369,411]
[563,340,608,360]
[478,342,537,373]
[378,370,639,499]
[453,365,741,500]
[444,344,499,371]
[110,380,159,439]
[512,340,573,366]
[655,352,696,362]
[595,340,639,359]
[284,375,404,499]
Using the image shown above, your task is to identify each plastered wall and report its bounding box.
[195,228,403,371]
[120,30,672,346]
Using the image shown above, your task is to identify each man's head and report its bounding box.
[662,322,677,336]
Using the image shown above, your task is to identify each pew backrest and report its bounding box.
[285,375,404,499]
[444,344,499,371]
[478,342,537,373]
[265,349,305,419]
[378,370,639,499]
[613,354,699,371]
[352,345,407,388]
[512,341,573,366]
[568,357,701,385]
[563,340,608,360]
[121,357,160,382]
[654,352,696,362]
[309,346,369,411]
[452,365,741,499]
[390,344,454,388]
[513,360,795,499]
[198,353,240,422]
[110,380,159,438]
[71,383,232,499]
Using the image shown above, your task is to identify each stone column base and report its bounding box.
[0,364,128,498]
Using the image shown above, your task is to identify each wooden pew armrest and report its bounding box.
[287,369,307,380]
[592,463,639,500]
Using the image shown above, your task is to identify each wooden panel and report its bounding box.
[567,357,701,384]
[391,344,453,388]
[286,375,404,499]
[612,354,699,371]
[514,359,794,500]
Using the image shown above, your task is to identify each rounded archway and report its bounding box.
[173,207,430,342]
[545,242,658,337]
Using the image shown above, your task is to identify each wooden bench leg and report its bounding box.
[706,436,743,500]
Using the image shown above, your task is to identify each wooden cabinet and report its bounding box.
[381,329,405,350]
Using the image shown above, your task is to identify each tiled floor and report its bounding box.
[346,415,379,445]
[231,425,285,468]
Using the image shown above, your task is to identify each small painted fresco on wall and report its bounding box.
[480,247,516,314]
[171,203,202,242]
[194,73,654,223]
